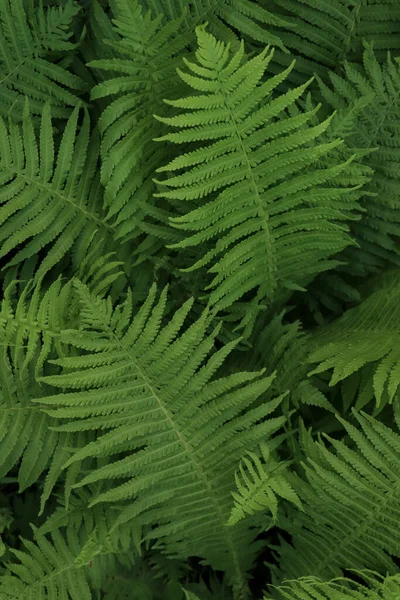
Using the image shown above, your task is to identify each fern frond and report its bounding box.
[228,443,301,525]
[0,101,116,280]
[35,279,286,582]
[277,411,400,580]
[308,269,400,409]
[155,28,368,323]
[0,0,85,121]
[0,528,100,600]
[88,0,190,250]
[317,45,400,274]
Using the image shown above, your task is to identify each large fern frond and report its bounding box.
[277,411,400,580]
[141,0,291,48]
[0,101,116,281]
[0,0,85,121]
[35,279,286,584]
[155,28,369,324]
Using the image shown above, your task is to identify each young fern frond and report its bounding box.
[35,279,286,583]
[0,0,85,121]
[277,411,400,580]
[228,443,301,525]
[308,270,400,409]
[155,28,368,324]
[88,0,190,249]
[0,101,116,281]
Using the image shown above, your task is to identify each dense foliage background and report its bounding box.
[1,0,400,598]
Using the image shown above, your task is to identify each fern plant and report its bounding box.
[1,1,400,599]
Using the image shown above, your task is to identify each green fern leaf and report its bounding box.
[155,27,368,322]
[87,0,190,250]
[317,45,400,274]
[0,528,97,600]
[266,573,400,600]
[265,0,400,82]
[35,279,286,582]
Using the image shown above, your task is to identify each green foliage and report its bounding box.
[0,1,400,599]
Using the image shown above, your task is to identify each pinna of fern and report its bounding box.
[154,26,370,331]
[266,572,400,600]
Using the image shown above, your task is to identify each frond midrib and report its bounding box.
[216,68,277,296]
[98,317,247,583]
[3,166,115,236]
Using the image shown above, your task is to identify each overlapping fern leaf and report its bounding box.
[266,573,400,600]
[88,0,191,251]
[317,45,400,276]
[0,100,116,281]
[0,527,102,600]
[141,0,291,48]
[307,269,400,410]
[34,279,286,585]
[155,28,369,325]
[0,277,95,514]
[276,411,400,581]
[0,0,85,121]
[265,0,400,82]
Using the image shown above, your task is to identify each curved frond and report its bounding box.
[155,28,368,322]
[35,279,286,582]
